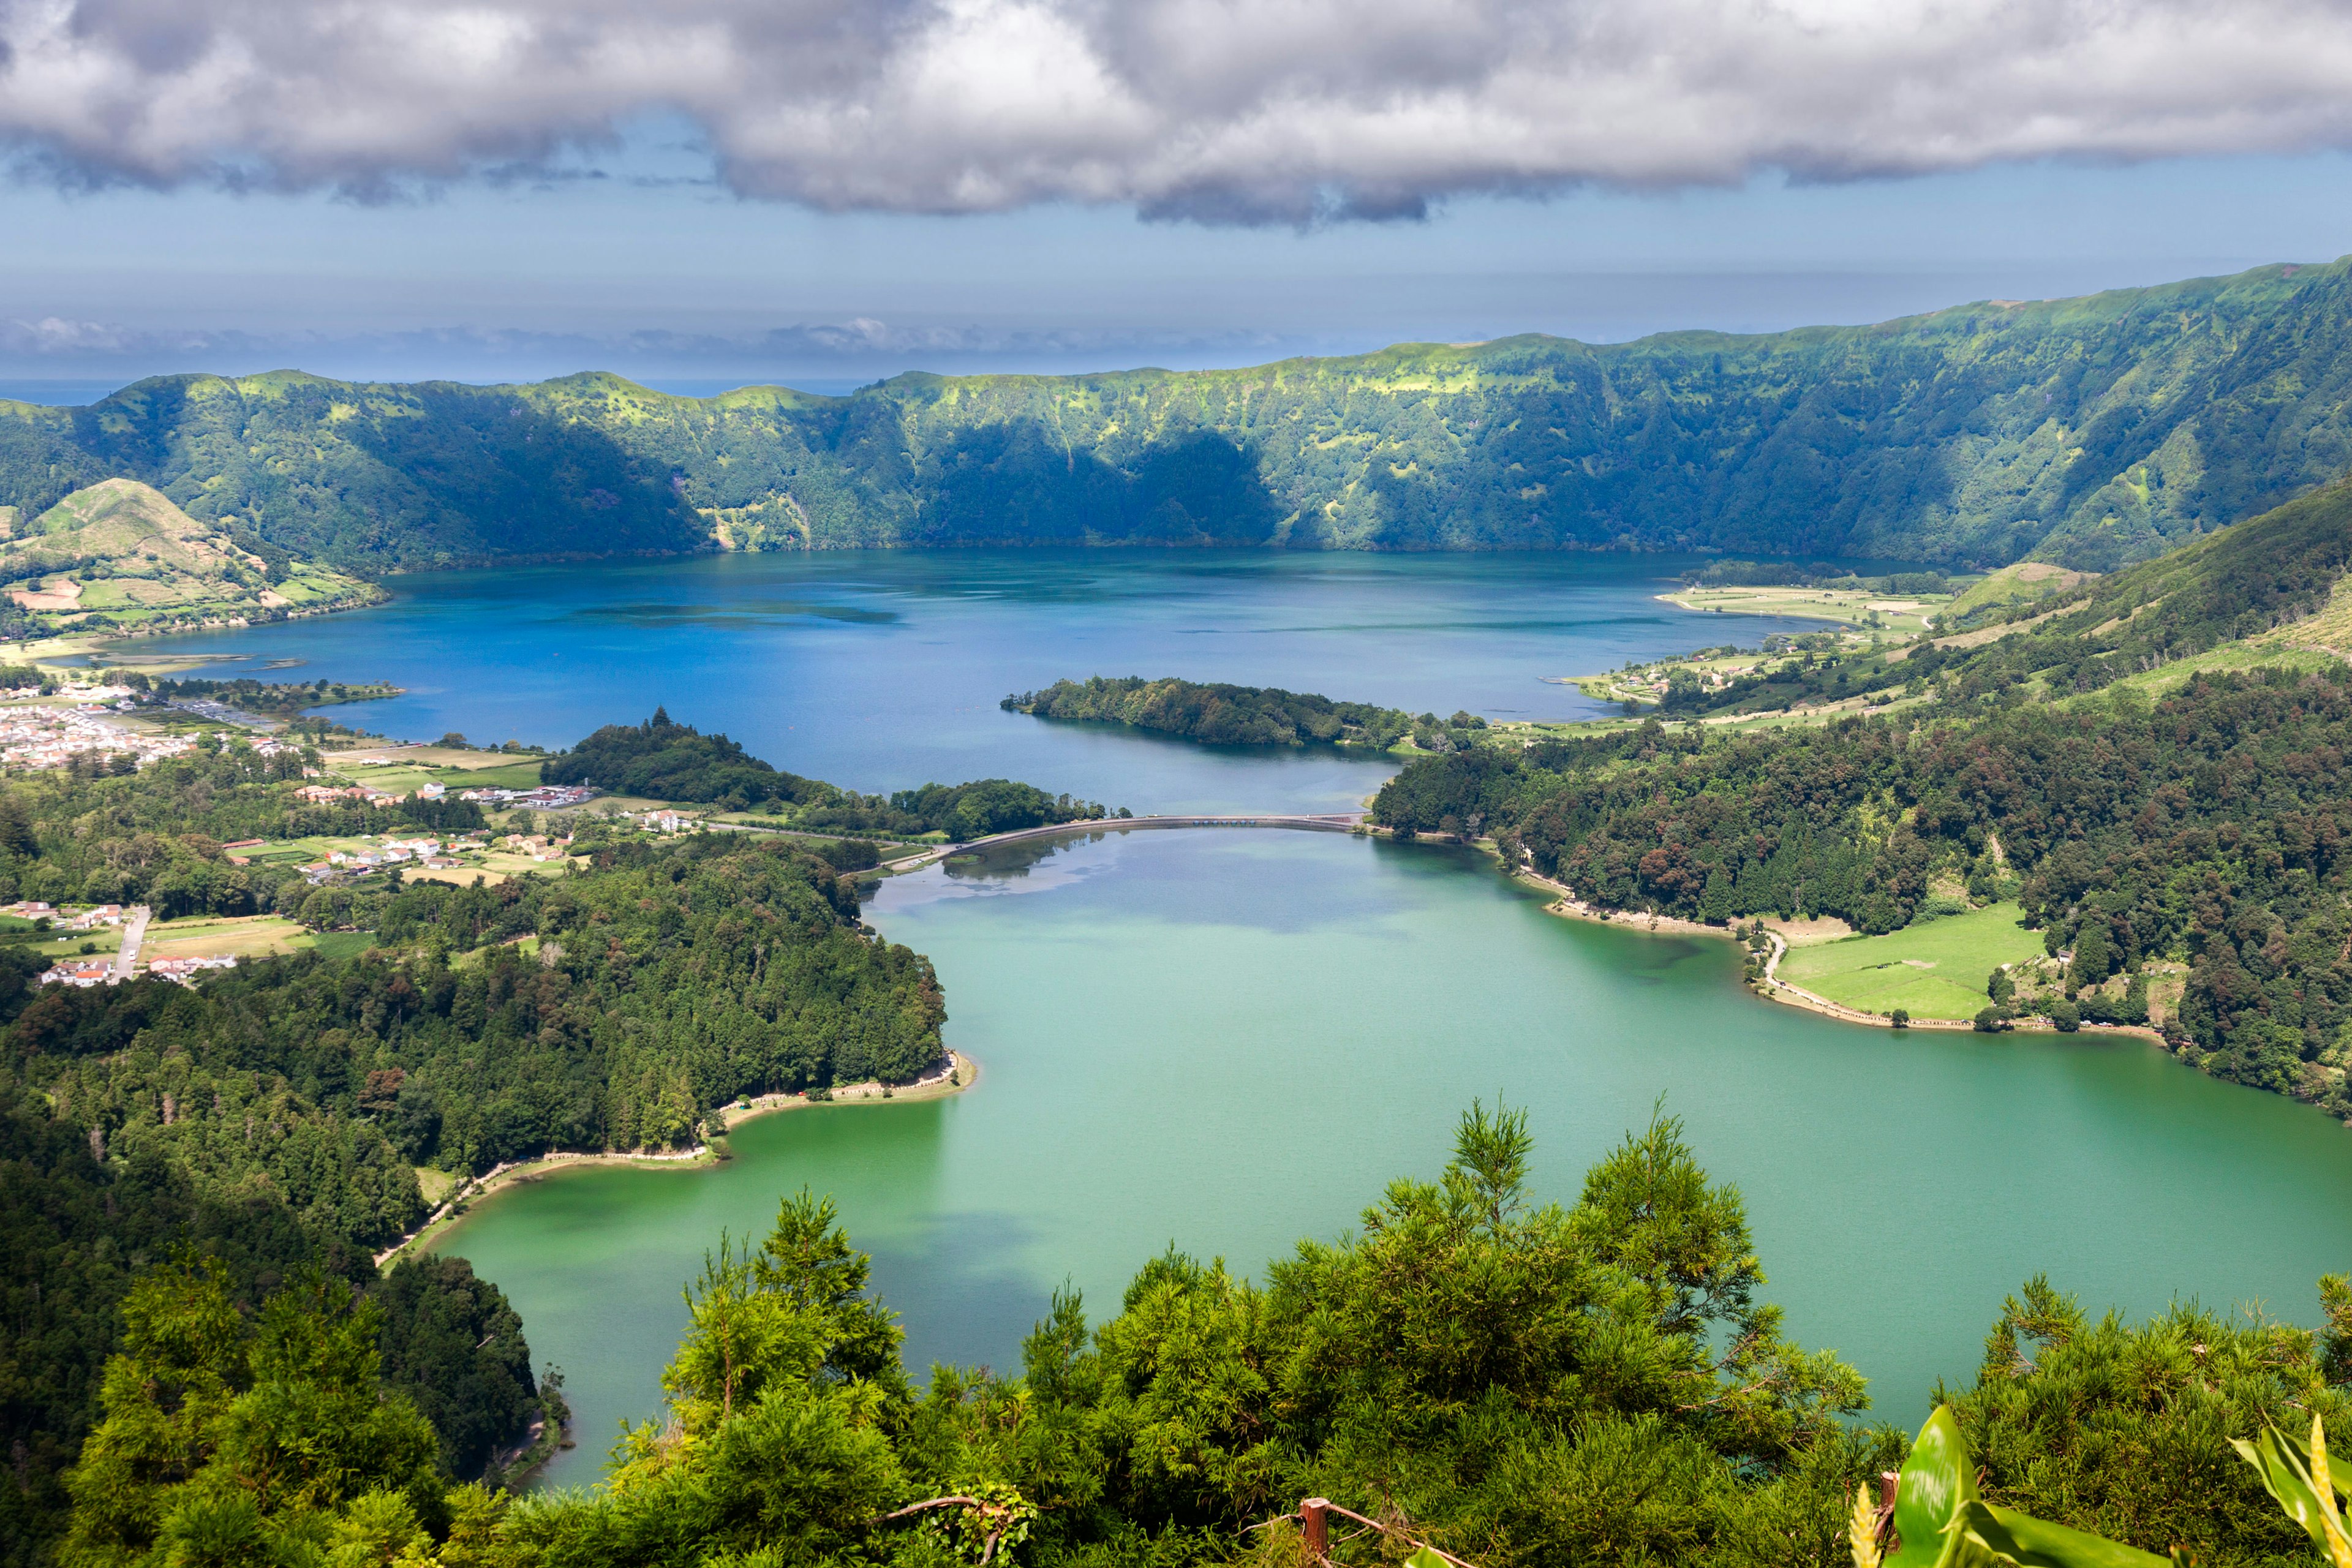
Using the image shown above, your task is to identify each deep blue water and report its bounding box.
[122,549,1820,813]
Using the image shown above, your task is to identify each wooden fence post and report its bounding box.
[1302,1497,1329,1560]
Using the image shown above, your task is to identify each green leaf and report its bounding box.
[2233,1426,2339,1551]
[1888,1406,1982,1568]
[1404,1549,1451,1568]
[1961,1501,2174,1567]
[2261,1423,2352,1502]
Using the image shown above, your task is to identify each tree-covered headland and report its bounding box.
[1375,474,2352,1120]
[545,709,1121,834]
[2,706,1117,1561]
[1004,676,1453,752]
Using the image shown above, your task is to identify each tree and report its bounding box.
[372,1255,542,1482]
[2068,922,2116,990]
[1701,864,1735,924]
[62,1257,443,1564]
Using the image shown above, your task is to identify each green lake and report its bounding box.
[132,548,2352,1491]
[433,827,2352,1490]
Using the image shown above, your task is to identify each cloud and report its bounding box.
[6,0,2352,222]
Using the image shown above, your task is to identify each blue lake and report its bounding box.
[127,548,1812,813]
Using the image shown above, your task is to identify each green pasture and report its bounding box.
[307,930,380,962]
[1778,902,2044,1020]
[429,759,545,789]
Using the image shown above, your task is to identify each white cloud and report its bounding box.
[6,0,2352,222]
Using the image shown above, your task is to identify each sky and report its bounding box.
[7,0,2352,395]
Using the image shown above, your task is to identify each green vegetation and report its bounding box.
[1646,472,2352,723]
[0,478,380,634]
[43,1103,2352,1567]
[542,707,831,807]
[1376,660,2352,1111]
[428,759,543,790]
[0,705,1072,1561]
[795,777,1125,840]
[10,260,2352,571]
[1681,562,1957,596]
[1003,675,1424,750]
[1371,481,2352,1112]
[1940,561,2096,626]
[545,708,1121,835]
[373,1254,558,1486]
[1777,905,2046,1021]
[149,674,402,718]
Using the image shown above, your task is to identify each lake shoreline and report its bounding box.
[378,1049,976,1266]
[1488,847,2171,1045]
[714,1048,977,1129]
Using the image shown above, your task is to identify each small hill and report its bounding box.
[0,478,381,635]
[1941,560,2096,627]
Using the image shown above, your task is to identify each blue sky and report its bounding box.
[7,0,2352,393]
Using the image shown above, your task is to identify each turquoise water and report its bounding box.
[127,552,2352,1490]
[127,549,1814,813]
[440,829,2352,1489]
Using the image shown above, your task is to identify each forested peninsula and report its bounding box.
[0,709,1115,1560]
[1375,473,2352,1119]
[9,258,2352,572]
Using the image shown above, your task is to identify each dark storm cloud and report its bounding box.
[5,0,2352,222]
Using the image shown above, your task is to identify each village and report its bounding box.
[0,657,744,993]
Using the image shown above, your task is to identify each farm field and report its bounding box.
[227,832,484,866]
[307,930,379,962]
[141,914,313,961]
[399,864,508,886]
[27,931,121,961]
[1660,583,1953,634]
[1776,903,2045,1020]
[322,746,547,796]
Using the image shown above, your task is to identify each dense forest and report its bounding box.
[39,1103,2352,1567]
[11,259,2352,570]
[0,715,998,1564]
[542,707,835,807]
[1005,676,1435,750]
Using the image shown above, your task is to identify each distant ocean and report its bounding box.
[0,379,129,407]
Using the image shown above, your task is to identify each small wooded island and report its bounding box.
[1004,674,1481,752]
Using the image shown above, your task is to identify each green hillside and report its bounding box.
[0,477,380,634]
[1897,473,2352,696]
[1616,472,2352,721]
[7,258,2352,571]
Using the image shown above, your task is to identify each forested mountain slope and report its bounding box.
[7,259,2352,570]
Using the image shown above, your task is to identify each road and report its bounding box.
[110,905,151,981]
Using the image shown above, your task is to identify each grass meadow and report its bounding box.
[1777,902,2045,1020]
